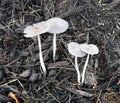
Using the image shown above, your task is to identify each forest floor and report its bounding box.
[0,0,120,103]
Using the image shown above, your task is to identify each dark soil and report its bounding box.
[0,0,120,103]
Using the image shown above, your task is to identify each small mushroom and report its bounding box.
[24,21,51,75]
[47,17,69,61]
[79,44,99,83]
[68,42,86,83]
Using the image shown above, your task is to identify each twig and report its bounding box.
[96,90,102,103]
[45,90,61,103]
[66,87,95,97]
[0,79,18,88]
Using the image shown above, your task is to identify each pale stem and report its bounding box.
[53,33,57,61]
[82,54,90,83]
[37,35,46,75]
[75,56,81,83]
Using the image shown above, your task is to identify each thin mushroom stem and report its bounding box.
[75,56,81,83]
[37,35,46,75]
[82,54,90,83]
[53,33,57,61]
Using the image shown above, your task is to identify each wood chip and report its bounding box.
[19,69,31,78]
[48,61,69,69]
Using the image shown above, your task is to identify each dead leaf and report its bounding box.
[8,92,20,103]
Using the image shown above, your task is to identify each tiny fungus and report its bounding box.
[24,21,51,75]
[79,44,99,83]
[47,17,69,61]
[68,42,86,83]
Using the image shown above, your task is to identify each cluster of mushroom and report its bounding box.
[68,42,99,83]
[23,17,99,84]
[24,17,69,76]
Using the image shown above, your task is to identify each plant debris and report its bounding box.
[0,0,120,102]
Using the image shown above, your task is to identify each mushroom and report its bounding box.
[47,17,69,61]
[79,44,99,83]
[67,42,86,83]
[24,21,51,75]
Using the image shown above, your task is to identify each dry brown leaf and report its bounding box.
[8,92,20,103]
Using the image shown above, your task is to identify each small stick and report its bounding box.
[0,79,18,88]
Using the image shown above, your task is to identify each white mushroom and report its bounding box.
[24,21,51,75]
[47,17,69,61]
[79,44,99,83]
[68,42,86,83]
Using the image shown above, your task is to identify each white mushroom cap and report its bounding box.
[80,44,99,55]
[47,17,69,34]
[68,42,86,57]
[24,21,50,38]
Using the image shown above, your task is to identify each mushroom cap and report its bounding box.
[47,17,69,34]
[80,44,99,55]
[68,42,86,57]
[24,21,50,38]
